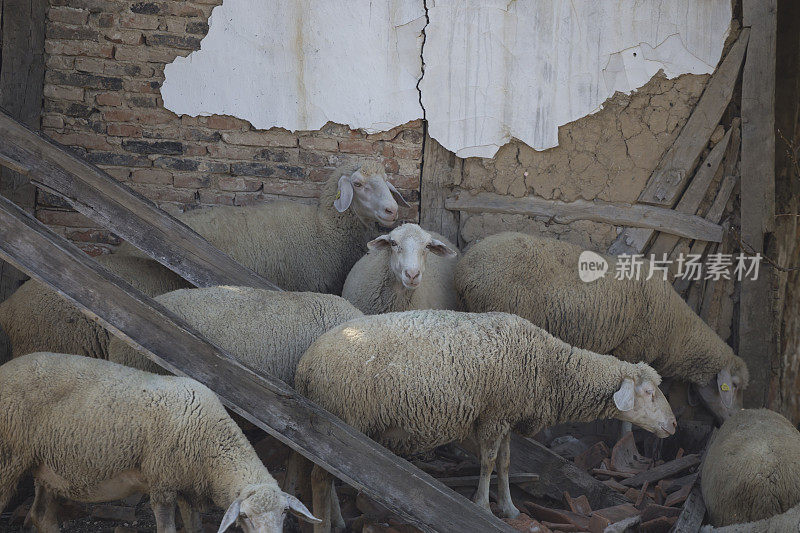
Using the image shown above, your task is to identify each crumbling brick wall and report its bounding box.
[40,0,423,255]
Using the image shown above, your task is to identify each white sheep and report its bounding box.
[0,254,190,363]
[701,409,800,527]
[0,352,320,533]
[454,232,749,423]
[107,286,363,383]
[295,310,676,531]
[341,223,460,314]
[119,161,409,294]
[700,503,800,532]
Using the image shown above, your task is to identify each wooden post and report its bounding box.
[739,0,778,407]
[0,193,515,533]
[420,132,462,245]
[0,0,46,301]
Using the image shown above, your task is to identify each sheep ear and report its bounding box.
[427,238,458,258]
[717,369,734,408]
[613,378,635,412]
[368,234,393,250]
[284,493,322,524]
[334,175,354,212]
[217,499,242,533]
[387,180,411,208]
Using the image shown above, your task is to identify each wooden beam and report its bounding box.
[437,473,539,488]
[619,455,700,488]
[646,123,738,259]
[510,435,629,509]
[638,29,750,207]
[0,194,514,533]
[739,0,778,407]
[0,110,280,291]
[671,486,705,533]
[445,192,723,243]
[0,0,46,302]
[420,133,462,245]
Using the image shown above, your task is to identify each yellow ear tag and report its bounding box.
[336,191,341,199]
[720,383,730,392]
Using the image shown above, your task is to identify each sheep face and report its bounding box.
[217,484,320,533]
[368,224,458,289]
[693,368,745,424]
[613,377,677,438]
[334,163,409,226]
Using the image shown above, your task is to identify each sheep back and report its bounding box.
[108,287,363,384]
[701,409,800,526]
[0,255,189,361]
[342,232,460,314]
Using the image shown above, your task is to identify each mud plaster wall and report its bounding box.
[456,73,709,251]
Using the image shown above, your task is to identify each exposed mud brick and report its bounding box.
[119,13,160,29]
[105,29,145,45]
[338,139,375,154]
[41,114,66,130]
[44,100,96,118]
[131,169,173,185]
[86,152,151,167]
[108,123,143,137]
[299,136,339,152]
[46,40,115,57]
[147,33,202,50]
[47,22,99,41]
[49,7,90,25]
[122,139,183,155]
[47,70,123,91]
[261,179,323,198]
[37,209,96,228]
[173,173,211,188]
[74,57,107,73]
[205,115,246,130]
[44,84,84,102]
[51,132,112,151]
[183,128,222,142]
[130,2,160,14]
[230,161,275,177]
[221,130,297,147]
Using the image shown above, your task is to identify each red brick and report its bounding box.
[221,130,297,147]
[74,57,106,73]
[45,40,114,58]
[103,109,137,122]
[138,110,177,125]
[65,228,121,245]
[113,45,146,62]
[398,159,419,174]
[206,115,246,130]
[107,123,143,137]
[163,3,204,16]
[383,158,399,173]
[338,139,375,155]
[51,132,111,151]
[46,55,75,70]
[133,185,197,203]
[119,14,159,30]
[37,209,95,227]
[131,169,172,185]
[393,146,422,159]
[390,175,420,190]
[49,7,90,26]
[172,172,211,188]
[207,143,260,160]
[124,79,161,94]
[198,190,235,205]
[299,136,338,152]
[44,84,84,102]
[96,92,123,106]
[41,115,65,129]
[217,177,261,192]
[104,29,144,45]
[308,168,333,182]
[183,144,207,156]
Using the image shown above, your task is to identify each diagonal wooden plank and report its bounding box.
[0,108,280,291]
[638,29,749,207]
[647,122,738,259]
[0,193,514,533]
[446,192,723,242]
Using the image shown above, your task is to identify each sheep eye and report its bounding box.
[389,240,398,247]
[353,182,363,188]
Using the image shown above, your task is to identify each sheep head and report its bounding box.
[217,484,320,533]
[691,360,749,424]
[613,365,676,438]
[334,161,409,226]
[368,223,458,289]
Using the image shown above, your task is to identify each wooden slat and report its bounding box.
[510,435,629,509]
[670,486,705,533]
[0,109,280,291]
[445,192,723,243]
[638,29,750,207]
[420,133,462,245]
[0,0,46,302]
[0,194,514,533]
[437,473,539,488]
[647,124,736,259]
[739,0,778,407]
[620,455,700,488]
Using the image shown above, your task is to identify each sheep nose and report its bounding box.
[405,269,420,281]
[384,206,397,219]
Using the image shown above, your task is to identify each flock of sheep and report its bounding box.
[0,161,797,533]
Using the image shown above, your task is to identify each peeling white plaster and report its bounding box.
[162,0,731,158]
[421,0,732,158]
[161,0,425,133]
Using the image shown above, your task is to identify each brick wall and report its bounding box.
[40,0,423,255]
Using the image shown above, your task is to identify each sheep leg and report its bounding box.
[150,491,178,533]
[27,481,60,533]
[0,456,27,514]
[310,465,332,533]
[330,484,345,530]
[619,420,632,439]
[473,430,504,512]
[495,431,520,518]
[177,496,202,533]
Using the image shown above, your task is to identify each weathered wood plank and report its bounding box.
[638,29,750,207]
[0,0,46,302]
[620,455,700,488]
[437,473,539,488]
[0,194,514,533]
[510,435,630,509]
[670,486,705,533]
[647,124,737,259]
[445,192,723,243]
[420,133,462,245]
[0,110,280,291]
[739,0,778,407]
